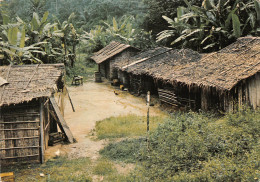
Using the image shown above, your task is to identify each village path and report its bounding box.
[45,80,163,162]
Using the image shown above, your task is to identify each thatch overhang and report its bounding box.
[112,47,171,70]
[0,64,65,106]
[123,48,201,79]
[91,41,139,64]
[168,37,260,91]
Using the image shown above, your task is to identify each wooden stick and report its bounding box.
[24,64,40,90]
[0,136,39,141]
[66,87,75,112]
[0,121,40,124]
[1,154,39,159]
[0,128,39,131]
[0,146,40,150]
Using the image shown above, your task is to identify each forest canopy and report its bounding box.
[0,0,259,66]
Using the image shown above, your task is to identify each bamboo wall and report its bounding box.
[0,98,52,165]
[0,101,41,165]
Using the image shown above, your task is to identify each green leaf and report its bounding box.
[32,13,40,31]
[19,28,26,49]
[113,17,118,32]
[225,8,238,29]
[2,14,10,25]
[177,7,186,20]
[254,0,260,23]
[8,27,18,46]
[68,13,75,24]
[162,16,175,25]
[202,0,213,10]
[232,14,241,38]
[203,43,216,49]
[41,11,49,24]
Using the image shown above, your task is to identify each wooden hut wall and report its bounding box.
[0,98,52,165]
[129,74,142,94]
[201,87,226,112]
[227,72,260,111]
[247,73,260,109]
[142,75,158,95]
[98,61,110,79]
[99,63,106,78]
[158,82,201,111]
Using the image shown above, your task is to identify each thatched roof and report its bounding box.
[112,47,171,70]
[168,37,260,90]
[0,64,65,106]
[123,48,201,78]
[91,41,138,64]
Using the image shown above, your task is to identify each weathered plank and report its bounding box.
[50,97,74,143]
[40,102,44,164]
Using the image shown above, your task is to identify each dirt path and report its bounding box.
[45,80,163,161]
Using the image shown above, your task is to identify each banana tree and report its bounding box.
[0,25,45,64]
[53,13,79,67]
[157,0,260,52]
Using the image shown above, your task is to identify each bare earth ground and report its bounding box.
[44,80,164,176]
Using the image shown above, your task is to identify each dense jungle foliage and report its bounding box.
[0,0,259,67]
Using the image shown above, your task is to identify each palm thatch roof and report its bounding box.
[168,37,260,90]
[112,47,171,70]
[91,41,138,64]
[0,64,65,106]
[123,48,201,77]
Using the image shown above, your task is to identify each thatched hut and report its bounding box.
[0,64,74,165]
[91,41,139,80]
[162,37,260,112]
[121,47,173,94]
[122,48,202,105]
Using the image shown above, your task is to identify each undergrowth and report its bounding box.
[99,109,260,181]
[100,138,147,163]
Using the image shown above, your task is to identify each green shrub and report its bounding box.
[130,110,260,181]
[100,138,146,163]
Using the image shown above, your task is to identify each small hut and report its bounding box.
[121,47,173,94]
[164,37,260,112]
[91,41,139,80]
[0,64,74,165]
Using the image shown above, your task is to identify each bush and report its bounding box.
[131,110,260,181]
[100,138,146,163]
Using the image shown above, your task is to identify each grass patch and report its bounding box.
[95,114,167,139]
[100,138,146,163]
[9,157,92,182]
[93,158,116,175]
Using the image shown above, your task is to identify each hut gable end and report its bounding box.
[0,64,65,106]
[91,41,139,64]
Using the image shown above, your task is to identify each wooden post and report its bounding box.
[147,91,150,132]
[39,101,44,164]
[66,87,75,112]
